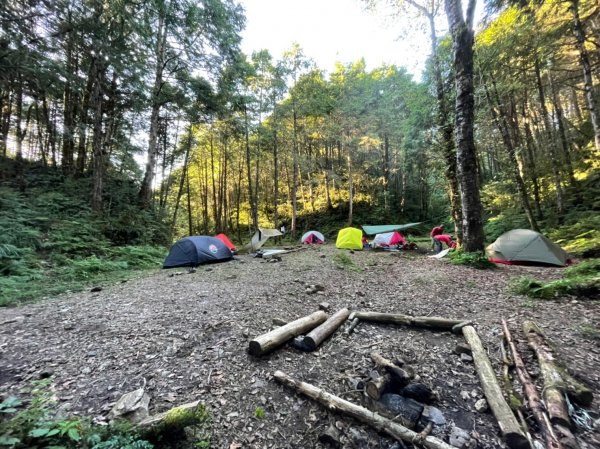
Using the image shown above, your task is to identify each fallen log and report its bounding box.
[462,325,530,449]
[249,311,327,356]
[502,320,562,449]
[136,400,204,430]
[304,307,350,351]
[365,373,392,400]
[371,352,413,387]
[353,312,465,331]
[522,321,571,429]
[273,370,456,449]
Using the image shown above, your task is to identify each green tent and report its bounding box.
[336,227,363,250]
[486,229,570,266]
[362,223,422,235]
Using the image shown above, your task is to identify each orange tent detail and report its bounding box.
[215,233,236,251]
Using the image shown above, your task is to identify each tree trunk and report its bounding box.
[273,128,279,227]
[462,326,530,449]
[547,73,576,187]
[140,10,167,205]
[76,61,95,175]
[90,58,105,212]
[171,126,193,235]
[347,143,353,226]
[484,82,539,231]
[519,98,543,219]
[534,56,564,217]
[0,90,12,157]
[61,24,76,176]
[291,106,299,234]
[569,0,600,151]
[444,0,484,252]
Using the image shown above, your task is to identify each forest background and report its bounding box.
[0,0,599,304]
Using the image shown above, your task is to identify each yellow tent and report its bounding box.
[336,227,363,250]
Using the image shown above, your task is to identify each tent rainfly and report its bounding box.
[163,236,233,268]
[301,230,325,244]
[336,227,363,250]
[245,228,283,252]
[362,223,422,235]
[486,229,570,266]
[372,231,407,248]
[215,233,237,252]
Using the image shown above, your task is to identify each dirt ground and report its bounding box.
[1,245,599,449]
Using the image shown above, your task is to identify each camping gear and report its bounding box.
[245,228,283,252]
[215,233,236,251]
[301,230,325,244]
[336,227,363,250]
[362,223,422,235]
[372,231,407,248]
[429,248,451,259]
[486,229,570,266]
[163,236,233,268]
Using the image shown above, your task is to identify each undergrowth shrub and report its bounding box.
[511,258,600,299]
[447,250,496,269]
[333,252,361,271]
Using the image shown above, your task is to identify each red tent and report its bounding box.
[215,233,236,251]
[372,231,407,248]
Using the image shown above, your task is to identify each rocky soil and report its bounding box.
[1,245,599,449]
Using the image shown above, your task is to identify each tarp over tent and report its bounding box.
[245,228,283,252]
[301,230,325,244]
[215,233,236,251]
[362,223,422,235]
[336,227,363,250]
[372,231,406,248]
[486,229,570,266]
[163,236,233,268]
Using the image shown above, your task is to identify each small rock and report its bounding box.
[90,286,102,292]
[449,426,471,448]
[39,370,54,379]
[474,398,488,413]
[356,290,365,297]
[272,318,287,326]
[86,351,97,357]
[242,329,249,338]
[347,427,369,447]
[421,405,446,426]
[460,390,470,400]
[388,441,407,449]
[81,367,91,375]
[320,254,326,258]
[318,425,342,448]
[460,353,474,362]
[318,302,330,311]
[454,343,472,355]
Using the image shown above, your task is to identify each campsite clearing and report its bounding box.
[0,245,598,449]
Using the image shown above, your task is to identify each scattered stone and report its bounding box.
[242,329,249,338]
[90,286,102,292]
[188,268,197,273]
[272,318,287,326]
[388,441,407,449]
[421,405,446,426]
[454,343,472,355]
[306,284,325,294]
[460,390,470,400]
[108,387,150,424]
[290,336,311,352]
[449,425,472,448]
[460,353,474,362]
[474,398,488,413]
[400,383,434,403]
[318,425,342,448]
[347,427,369,447]
[318,302,330,311]
[39,370,54,379]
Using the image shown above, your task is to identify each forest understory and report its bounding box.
[1,245,598,449]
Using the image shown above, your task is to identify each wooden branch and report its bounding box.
[304,308,350,351]
[248,311,327,356]
[370,352,413,387]
[345,317,360,334]
[273,370,456,449]
[502,320,563,449]
[353,312,465,330]
[462,326,530,449]
[365,373,391,400]
[522,321,571,429]
[136,400,202,429]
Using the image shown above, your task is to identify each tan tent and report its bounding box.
[486,229,570,266]
[244,228,283,252]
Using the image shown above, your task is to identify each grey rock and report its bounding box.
[319,302,330,311]
[460,353,474,362]
[449,426,471,448]
[421,405,446,426]
[474,398,488,413]
[454,343,472,355]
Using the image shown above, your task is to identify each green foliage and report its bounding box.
[0,381,153,449]
[332,252,361,271]
[254,407,265,419]
[511,259,600,299]
[447,250,496,270]
[547,212,600,258]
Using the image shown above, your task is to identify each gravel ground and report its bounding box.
[1,245,598,449]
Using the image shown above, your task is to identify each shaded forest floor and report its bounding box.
[1,245,599,448]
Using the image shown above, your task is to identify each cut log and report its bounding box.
[365,373,392,400]
[354,312,465,330]
[273,370,456,449]
[502,320,563,449]
[462,325,530,449]
[522,321,571,429]
[345,317,360,335]
[304,308,350,351]
[451,321,473,335]
[249,311,328,356]
[371,352,413,387]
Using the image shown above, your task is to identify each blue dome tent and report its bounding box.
[163,236,233,268]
